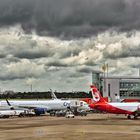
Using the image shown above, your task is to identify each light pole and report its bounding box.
[31,84,32,92]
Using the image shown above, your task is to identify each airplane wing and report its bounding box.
[16,105,50,110]
[6,99,50,110]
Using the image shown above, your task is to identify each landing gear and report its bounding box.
[133,112,138,120]
[127,112,139,120]
[50,111,56,116]
[18,113,25,117]
[134,116,138,119]
[127,115,131,119]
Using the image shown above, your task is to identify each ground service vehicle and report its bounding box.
[65,111,75,118]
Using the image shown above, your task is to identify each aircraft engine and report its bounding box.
[34,108,46,115]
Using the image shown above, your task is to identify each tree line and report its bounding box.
[0,91,92,99]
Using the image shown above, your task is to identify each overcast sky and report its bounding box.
[0,0,140,92]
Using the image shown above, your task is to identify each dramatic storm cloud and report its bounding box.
[0,1,140,91]
[0,25,140,92]
[0,0,140,38]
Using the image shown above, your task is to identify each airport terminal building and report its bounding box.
[92,71,140,102]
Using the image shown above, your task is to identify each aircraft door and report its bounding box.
[137,105,140,113]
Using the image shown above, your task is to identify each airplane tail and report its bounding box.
[90,85,106,103]
[50,89,58,100]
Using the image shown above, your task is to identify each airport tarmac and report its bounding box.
[0,114,140,140]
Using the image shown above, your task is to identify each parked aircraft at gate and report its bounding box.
[89,85,140,119]
[0,99,71,116]
[0,90,89,116]
[0,109,26,118]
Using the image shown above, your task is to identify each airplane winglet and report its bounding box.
[6,99,14,110]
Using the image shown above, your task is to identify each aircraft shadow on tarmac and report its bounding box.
[85,118,140,126]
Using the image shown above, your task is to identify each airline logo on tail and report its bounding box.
[90,85,100,102]
[90,85,106,103]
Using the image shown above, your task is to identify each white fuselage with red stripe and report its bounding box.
[94,102,140,115]
[89,85,140,116]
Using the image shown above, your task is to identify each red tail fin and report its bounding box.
[90,85,106,103]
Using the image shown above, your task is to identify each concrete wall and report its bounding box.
[103,78,120,102]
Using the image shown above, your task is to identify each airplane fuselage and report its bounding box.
[93,102,140,115]
[0,100,71,111]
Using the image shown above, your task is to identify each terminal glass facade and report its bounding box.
[120,81,140,99]
[92,71,140,100]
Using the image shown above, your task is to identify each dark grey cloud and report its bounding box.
[45,60,68,67]
[0,0,140,38]
[14,51,52,59]
[0,29,140,91]
[68,73,85,78]
[77,66,93,74]
[103,45,140,59]
[0,54,6,58]
[0,75,29,81]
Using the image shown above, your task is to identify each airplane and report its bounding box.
[0,110,25,118]
[0,99,27,118]
[89,85,140,119]
[0,99,71,116]
[49,89,90,111]
[0,90,90,116]
[0,90,71,116]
